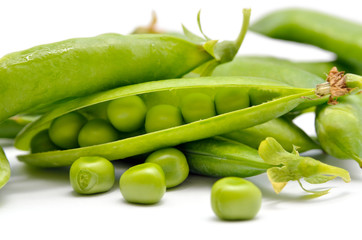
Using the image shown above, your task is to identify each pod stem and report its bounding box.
[0,147,11,190]
[234,8,251,50]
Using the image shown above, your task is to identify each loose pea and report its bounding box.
[145,148,189,188]
[145,104,183,133]
[107,96,147,132]
[30,130,59,153]
[49,112,87,149]
[78,119,119,147]
[119,162,166,204]
[70,156,115,194]
[214,88,250,114]
[181,93,215,123]
[211,177,262,220]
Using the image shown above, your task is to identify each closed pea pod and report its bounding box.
[0,147,10,189]
[0,9,252,123]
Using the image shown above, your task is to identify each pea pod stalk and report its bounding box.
[0,9,251,123]
[181,137,350,195]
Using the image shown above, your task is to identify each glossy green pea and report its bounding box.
[70,156,115,194]
[119,162,166,204]
[49,112,87,149]
[145,148,189,188]
[30,130,59,154]
[107,96,147,132]
[211,177,262,220]
[145,104,183,133]
[181,93,215,123]
[78,119,119,147]
[214,88,249,114]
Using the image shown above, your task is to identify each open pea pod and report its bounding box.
[15,76,321,167]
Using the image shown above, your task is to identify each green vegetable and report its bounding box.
[145,148,189,188]
[119,162,166,204]
[78,119,119,147]
[181,92,215,123]
[107,96,147,132]
[48,112,87,149]
[211,177,262,220]
[214,88,249,114]
[0,116,35,139]
[182,137,350,195]
[223,117,320,153]
[250,8,362,63]
[15,76,320,167]
[0,147,10,189]
[70,156,115,194]
[30,130,59,154]
[145,104,183,133]
[316,94,362,167]
[0,9,251,124]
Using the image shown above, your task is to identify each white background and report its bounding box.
[1,0,361,239]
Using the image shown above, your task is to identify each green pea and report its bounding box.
[181,93,215,123]
[107,96,147,132]
[49,112,87,149]
[79,102,110,120]
[145,148,189,188]
[145,104,183,133]
[30,130,59,154]
[119,162,166,204]
[211,177,262,220]
[214,88,250,114]
[70,156,115,194]
[78,119,119,147]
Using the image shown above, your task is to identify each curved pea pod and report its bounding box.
[181,137,350,195]
[211,55,324,88]
[315,94,362,167]
[0,9,252,123]
[15,76,318,168]
[222,117,320,153]
[250,8,362,63]
[0,147,11,189]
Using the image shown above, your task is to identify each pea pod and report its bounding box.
[16,72,361,168]
[0,147,10,189]
[181,137,350,195]
[0,9,251,123]
[315,94,362,167]
[0,116,35,139]
[222,117,320,153]
[15,76,319,167]
[250,8,362,63]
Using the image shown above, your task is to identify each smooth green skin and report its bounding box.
[70,156,115,194]
[145,148,189,188]
[15,77,317,167]
[30,130,59,154]
[0,33,213,123]
[223,118,320,153]
[181,137,273,178]
[119,162,166,204]
[145,104,183,133]
[212,56,324,88]
[181,93,215,123]
[315,94,362,167]
[0,147,11,189]
[214,88,249,114]
[211,177,262,221]
[0,117,34,139]
[107,96,147,132]
[48,112,87,149]
[250,8,362,63]
[78,119,119,147]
